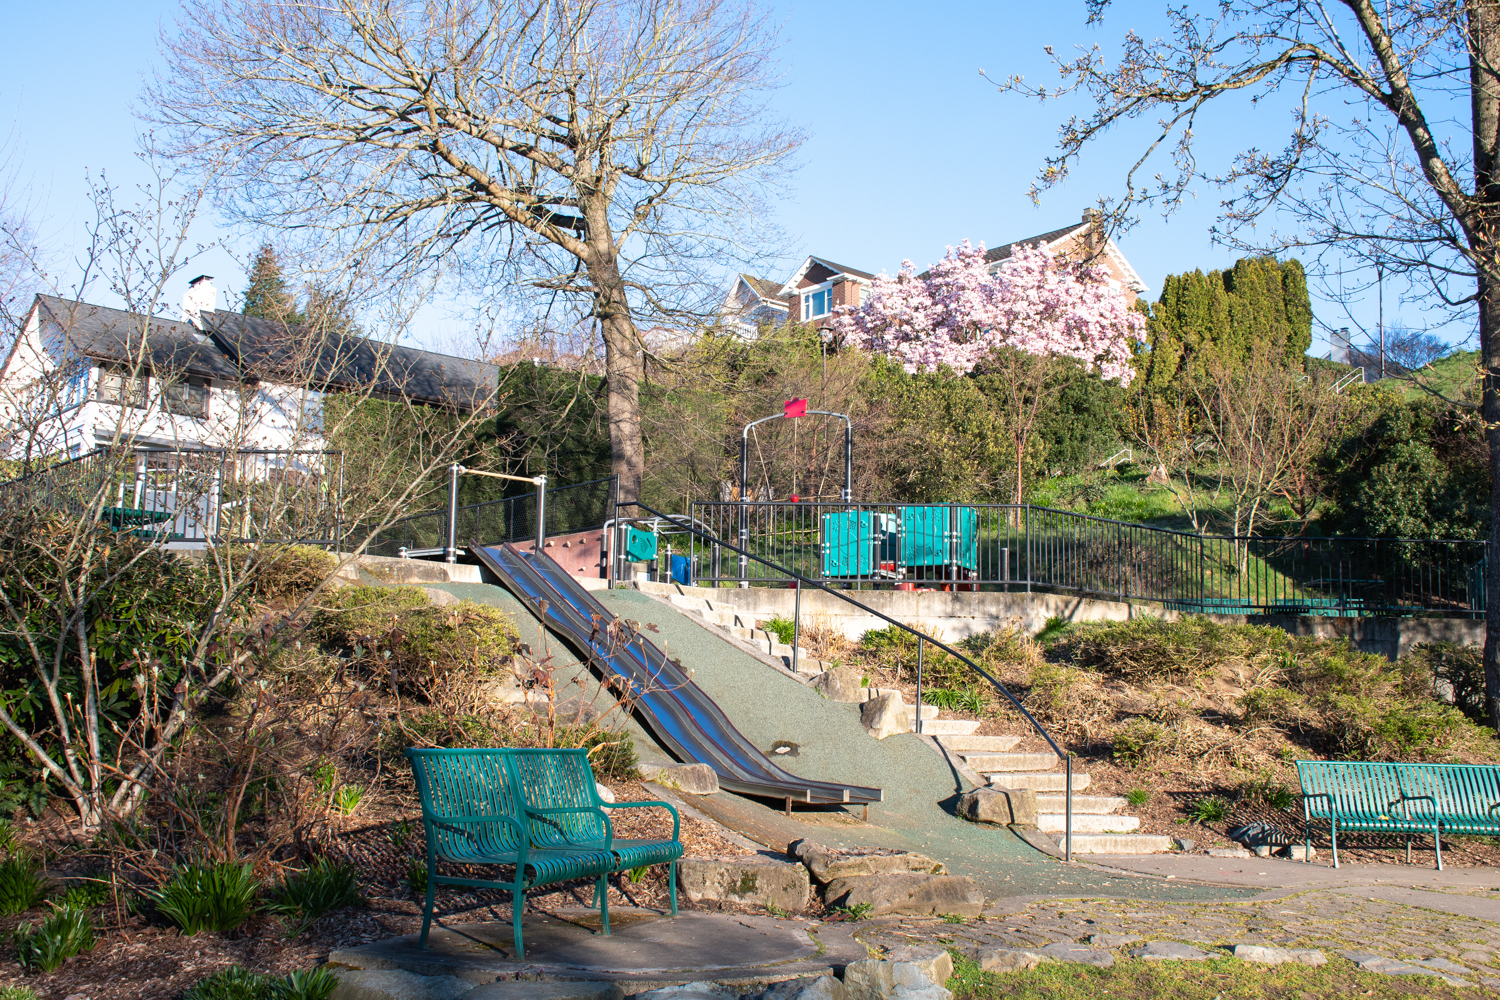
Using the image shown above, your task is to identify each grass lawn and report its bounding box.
[946,953,1485,1000]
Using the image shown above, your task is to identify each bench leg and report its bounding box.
[419,862,436,949]
[669,860,678,917]
[597,875,609,941]
[1435,823,1443,871]
[1331,816,1338,870]
[1406,835,1412,865]
[513,880,525,961]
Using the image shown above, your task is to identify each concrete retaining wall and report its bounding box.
[640,582,1483,660]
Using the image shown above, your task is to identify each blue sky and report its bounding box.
[0,1,1432,357]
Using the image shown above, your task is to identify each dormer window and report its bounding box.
[802,286,831,320]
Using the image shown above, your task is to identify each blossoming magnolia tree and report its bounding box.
[830,241,1144,504]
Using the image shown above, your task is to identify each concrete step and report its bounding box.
[967,752,1060,772]
[1060,833,1173,855]
[990,772,1092,792]
[918,719,981,736]
[934,735,1021,753]
[1035,794,1126,814]
[1038,812,1140,834]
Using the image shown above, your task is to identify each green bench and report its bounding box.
[1296,760,1500,870]
[405,747,683,958]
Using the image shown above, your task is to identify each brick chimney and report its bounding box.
[1082,208,1104,257]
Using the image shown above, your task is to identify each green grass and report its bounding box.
[946,951,1476,1000]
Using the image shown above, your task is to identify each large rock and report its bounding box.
[956,787,1038,828]
[822,874,983,918]
[467,985,624,1000]
[631,985,729,1000]
[744,976,845,1000]
[1037,943,1113,968]
[1232,944,1326,966]
[843,956,954,1000]
[640,762,720,795]
[799,845,945,884]
[676,858,810,912]
[812,667,868,702]
[885,946,954,987]
[978,948,1045,973]
[1131,942,1210,961]
[331,970,476,1000]
[860,693,911,740]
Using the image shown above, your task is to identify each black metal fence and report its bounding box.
[360,475,617,558]
[659,500,1487,618]
[0,447,344,546]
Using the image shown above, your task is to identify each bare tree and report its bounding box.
[995,1,1500,727]
[147,0,801,502]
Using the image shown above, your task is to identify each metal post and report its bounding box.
[445,463,462,563]
[534,474,548,553]
[792,578,801,674]
[1065,755,1074,862]
[133,452,146,508]
[843,419,853,502]
[915,637,924,735]
[738,436,750,588]
[1025,505,1032,594]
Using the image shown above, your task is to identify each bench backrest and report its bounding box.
[508,748,609,850]
[405,748,525,862]
[1297,760,1500,828]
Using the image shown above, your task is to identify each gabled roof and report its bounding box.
[981,223,1090,266]
[11,295,499,412]
[738,274,788,301]
[983,220,1149,293]
[777,256,876,296]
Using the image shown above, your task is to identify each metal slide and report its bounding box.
[473,543,882,806]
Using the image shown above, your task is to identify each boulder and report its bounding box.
[1232,944,1327,966]
[1087,934,1141,948]
[1037,943,1113,968]
[331,970,476,1000]
[466,982,626,1000]
[956,787,1038,828]
[595,782,616,803]
[744,977,845,1000]
[885,946,954,987]
[1130,942,1211,961]
[822,874,983,918]
[631,986,727,1000]
[640,762,720,795]
[860,693,911,740]
[676,858,811,912]
[977,948,1045,973]
[800,846,945,884]
[812,667,868,702]
[1278,844,1317,861]
[1170,838,1194,852]
[842,958,953,1000]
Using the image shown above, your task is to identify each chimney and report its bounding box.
[1081,208,1104,257]
[182,275,217,330]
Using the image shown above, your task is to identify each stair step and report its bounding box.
[991,772,1092,792]
[1059,833,1173,855]
[1038,813,1140,834]
[918,719,981,736]
[968,752,1060,772]
[934,735,1021,753]
[1035,794,1125,814]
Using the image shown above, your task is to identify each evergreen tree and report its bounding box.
[241,243,296,321]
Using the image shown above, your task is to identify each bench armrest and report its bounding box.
[602,799,681,841]
[523,805,614,844]
[429,813,528,860]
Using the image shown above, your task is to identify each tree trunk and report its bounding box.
[1472,4,1500,732]
[588,257,646,503]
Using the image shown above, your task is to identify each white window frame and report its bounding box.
[801,283,833,320]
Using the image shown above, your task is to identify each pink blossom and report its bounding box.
[828,241,1142,384]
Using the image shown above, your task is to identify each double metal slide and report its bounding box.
[473,543,882,807]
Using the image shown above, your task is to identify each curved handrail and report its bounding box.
[615,499,1077,859]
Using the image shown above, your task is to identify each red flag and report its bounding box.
[784,398,808,419]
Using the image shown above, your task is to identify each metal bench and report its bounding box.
[1296,760,1500,870]
[405,747,682,958]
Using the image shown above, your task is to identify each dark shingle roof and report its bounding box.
[25,296,498,411]
[34,296,243,381]
[982,223,1086,265]
[809,258,875,281]
[740,274,787,300]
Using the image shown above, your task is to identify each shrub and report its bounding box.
[332,785,365,816]
[922,686,985,715]
[236,545,337,603]
[578,728,639,781]
[1112,718,1167,767]
[406,859,428,896]
[1125,788,1151,807]
[12,905,94,973]
[1032,616,1073,646]
[1327,696,1481,762]
[0,986,38,1000]
[1406,641,1487,724]
[57,880,111,909]
[184,966,268,1000]
[760,616,796,646]
[1185,796,1229,824]
[1239,686,1299,726]
[1053,616,1284,684]
[0,857,48,915]
[148,861,260,934]
[271,967,339,1000]
[858,625,969,688]
[268,858,362,934]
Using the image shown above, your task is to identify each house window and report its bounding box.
[96,367,148,408]
[163,379,210,419]
[802,287,831,320]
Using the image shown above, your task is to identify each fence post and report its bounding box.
[915,637,924,735]
[1065,755,1073,862]
[1025,505,1031,594]
[534,474,548,553]
[792,578,801,674]
[445,463,462,563]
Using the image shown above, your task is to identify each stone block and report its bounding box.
[331,970,476,1000]
[1131,942,1211,961]
[1232,945,1327,966]
[1277,844,1317,861]
[956,787,1037,828]
[1087,934,1141,948]
[1252,845,1273,858]
[886,946,954,988]
[812,667,868,702]
[1170,838,1194,852]
[860,693,911,740]
[640,762,720,795]
[596,782,616,803]
[677,858,811,912]
[822,874,983,918]
[1037,943,1113,967]
[469,983,627,1000]
[1207,847,1250,858]
[744,976,845,1000]
[631,985,727,1000]
[978,948,1045,973]
[801,847,944,884]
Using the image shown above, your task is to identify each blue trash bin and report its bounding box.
[670,554,691,585]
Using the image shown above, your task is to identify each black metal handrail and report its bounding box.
[615,499,1078,860]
